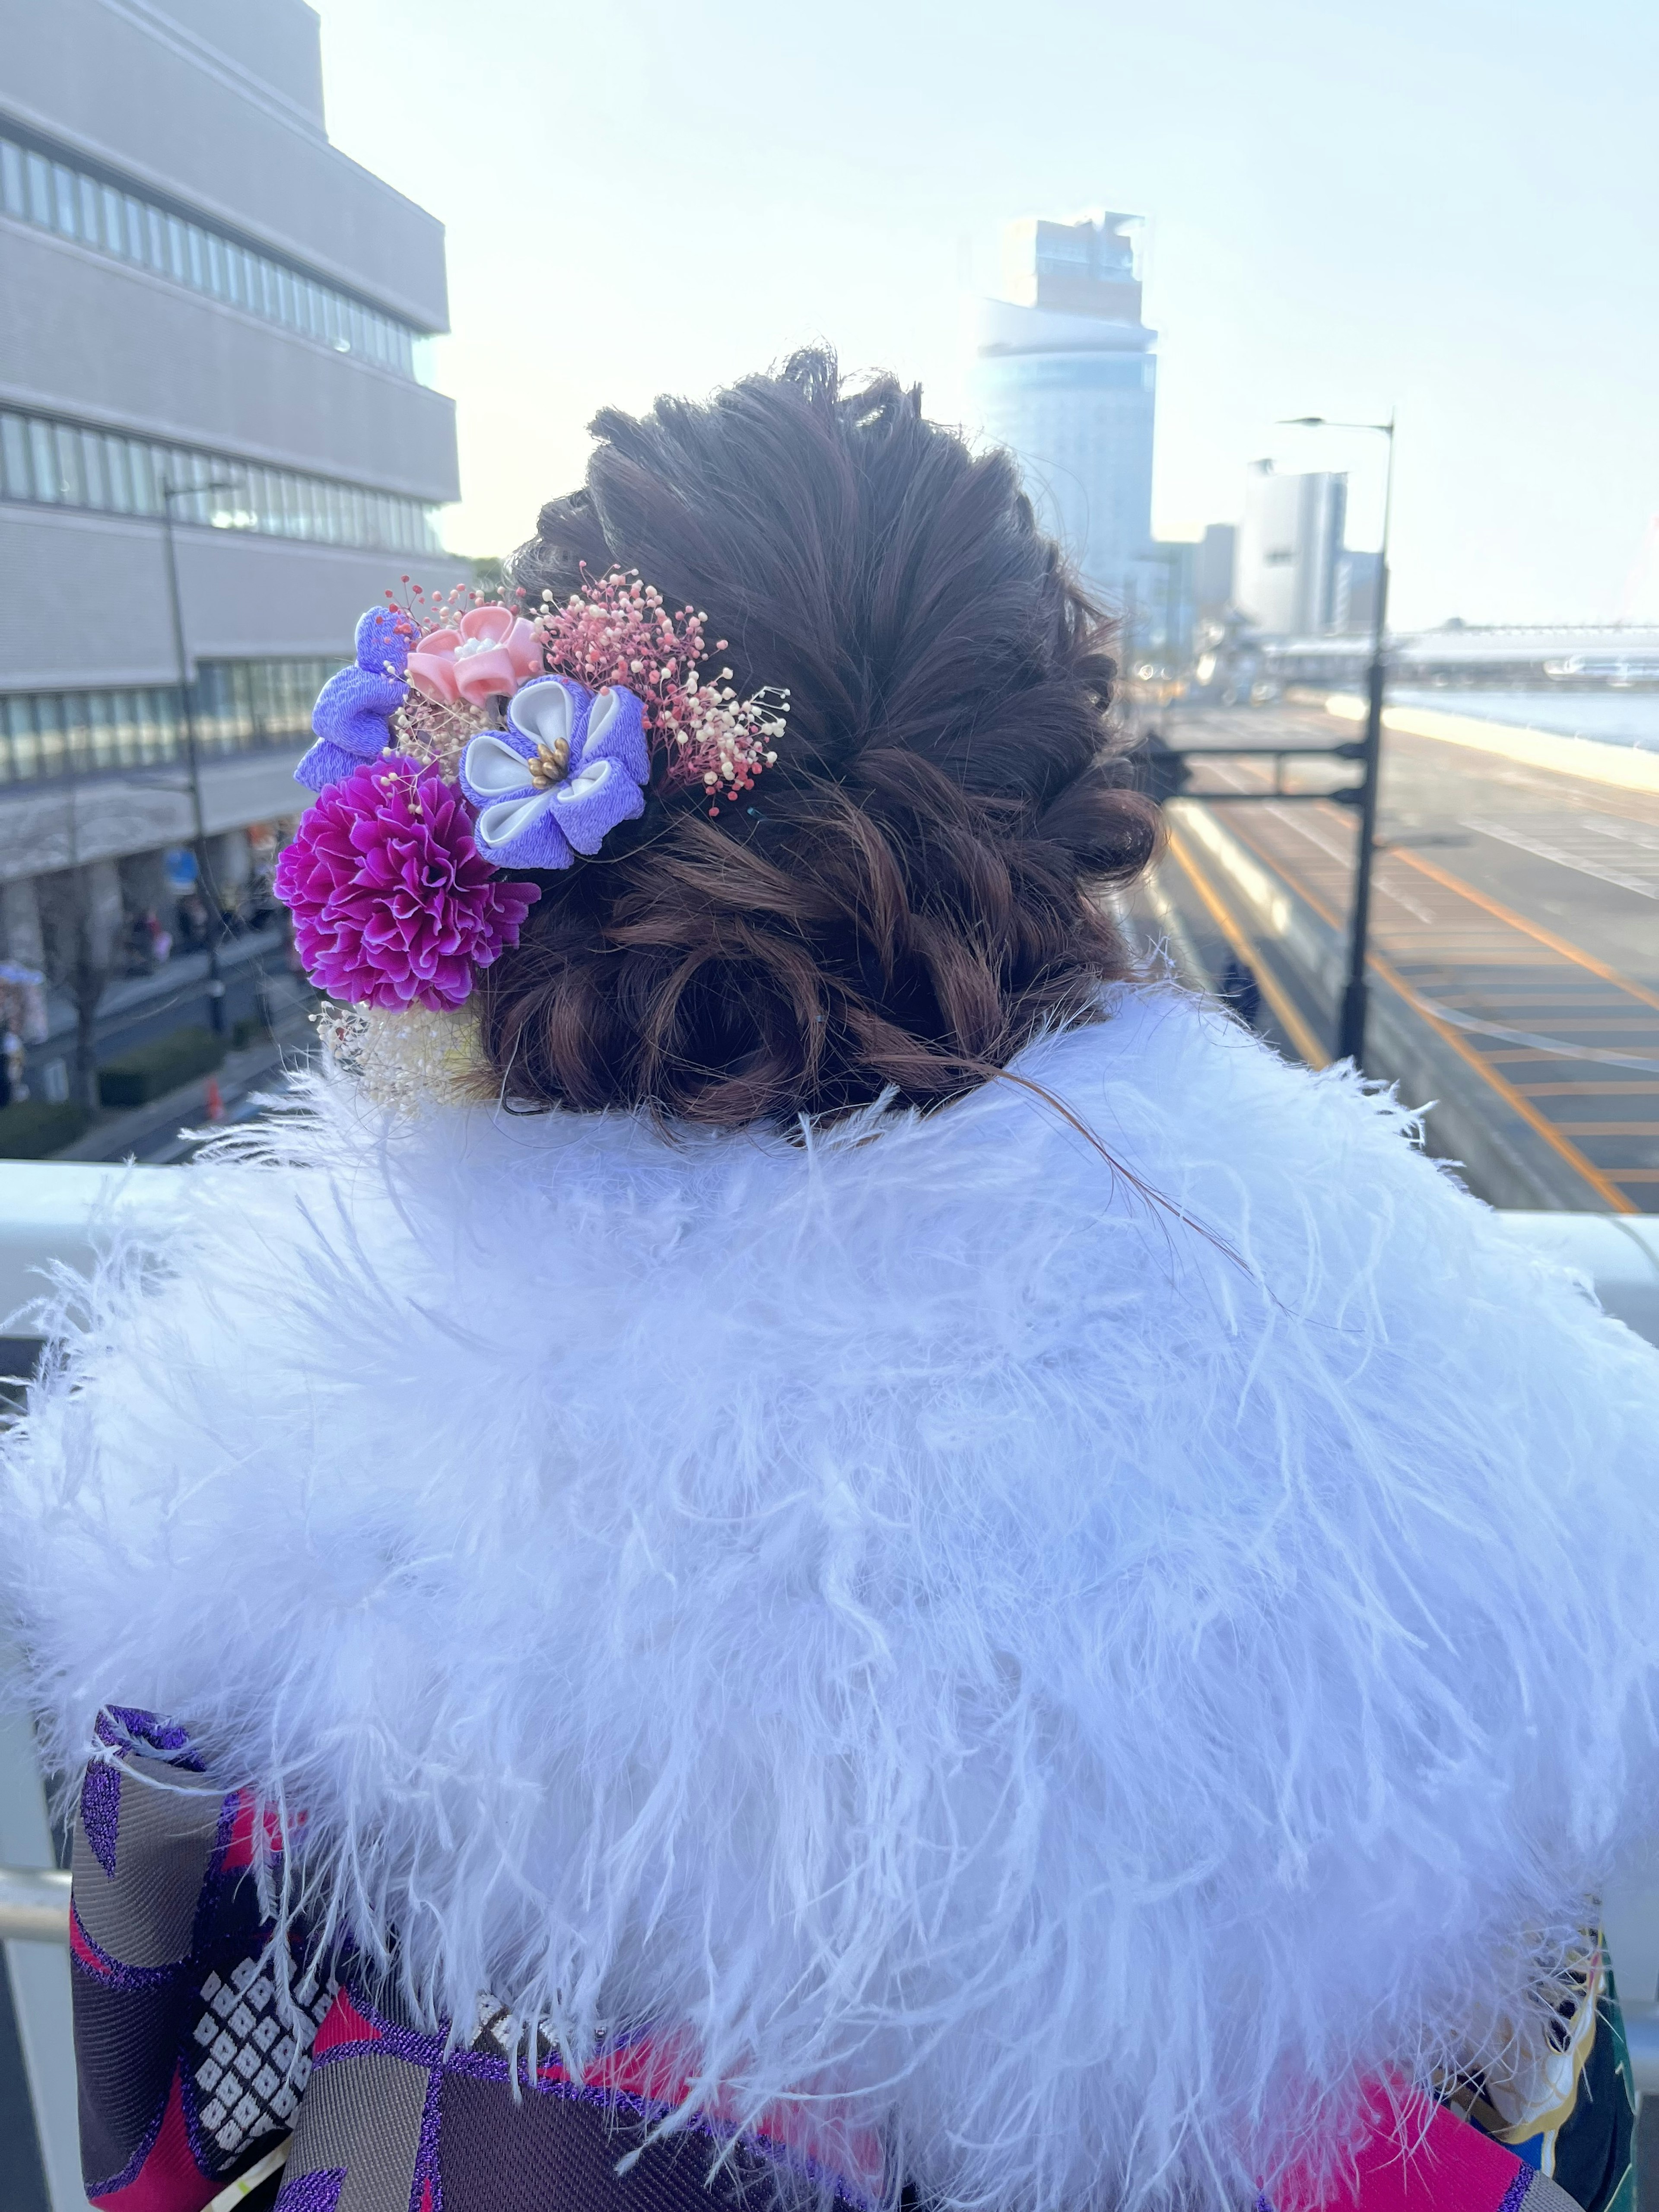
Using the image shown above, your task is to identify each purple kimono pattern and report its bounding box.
[68,1712,881,2212]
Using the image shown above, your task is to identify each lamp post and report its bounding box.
[159,476,238,1034]
[1278,412,1396,1068]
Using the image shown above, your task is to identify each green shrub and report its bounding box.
[98,1026,225,1109]
[0,1099,90,1159]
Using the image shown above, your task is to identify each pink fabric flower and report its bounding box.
[274,756,539,1011]
[407,606,543,706]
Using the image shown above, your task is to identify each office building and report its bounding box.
[973,211,1157,610]
[1193,523,1236,613]
[1232,462,1347,636]
[0,0,467,1110]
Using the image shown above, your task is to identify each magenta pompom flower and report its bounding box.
[275,756,539,1011]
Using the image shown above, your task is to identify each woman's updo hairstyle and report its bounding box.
[480,348,1159,1127]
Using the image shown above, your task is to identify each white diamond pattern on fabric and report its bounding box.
[190,1959,335,2159]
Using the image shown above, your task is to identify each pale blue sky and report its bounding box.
[314,0,1659,628]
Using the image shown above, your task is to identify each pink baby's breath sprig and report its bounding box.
[535,569,788,816]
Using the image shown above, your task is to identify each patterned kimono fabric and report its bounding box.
[70,1716,1635,2212]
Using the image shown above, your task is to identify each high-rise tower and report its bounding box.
[972,213,1157,610]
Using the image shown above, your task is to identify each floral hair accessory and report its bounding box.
[296,607,418,792]
[277,569,789,1095]
[407,605,542,707]
[274,755,538,1011]
[459,677,650,871]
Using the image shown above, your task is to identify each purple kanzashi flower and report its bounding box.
[295,606,421,793]
[458,676,650,871]
[275,756,539,1011]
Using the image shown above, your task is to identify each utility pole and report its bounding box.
[1278,413,1396,1068]
[159,477,236,1034]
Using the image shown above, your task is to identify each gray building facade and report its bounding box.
[0,0,467,1114]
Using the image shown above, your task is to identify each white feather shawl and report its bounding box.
[6,986,1659,2212]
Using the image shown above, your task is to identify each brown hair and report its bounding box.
[479,349,1159,1128]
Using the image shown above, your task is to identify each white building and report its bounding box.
[972,212,1157,611]
[1232,462,1347,636]
[0,0,468,1107]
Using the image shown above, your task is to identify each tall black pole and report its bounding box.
[1334,415,1395,1069]
[159,486,226,1034]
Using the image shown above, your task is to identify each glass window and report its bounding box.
[8,698,40,782]
[127,439,157,514]
[124,195,145,261]
[103,435,132,513]
[0,414,30,499]
[78,429,106,510]
[146,204,166,271]
[346,486,366,545]
[87,691,117,770]
[52,162,77,236]
[76,172,99,242]
[166,214,186,281]
[206,231,225,297]
[28,420,57,501]
[259,257,277,318]
[186,225,206,291]
[53,424,83,505]
[223,242,242,307]
[25,152,51,227]
[100,183,123,253]
[35,695,67,779]
[275,263,295,326]
[109,691,140,766]
[0,140,22,219]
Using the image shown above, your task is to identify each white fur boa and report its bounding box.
[7,987,1659,2212]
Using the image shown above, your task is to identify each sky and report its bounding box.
[312,0,1659,630]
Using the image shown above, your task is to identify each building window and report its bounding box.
[0,404,445,555]
[0,659,336,787]
[0,122,435,386]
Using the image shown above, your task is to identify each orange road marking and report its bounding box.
[1202,808,1640,1214]
[1389,849,1659,1014]
[1160,832,1329,1068]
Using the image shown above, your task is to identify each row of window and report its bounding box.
[1,407,445,556]
[0,662,332,787]
[0,125,432,385]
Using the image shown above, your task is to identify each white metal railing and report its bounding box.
[3,1163,1659,2198]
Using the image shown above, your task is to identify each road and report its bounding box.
[1131,698,1659,1214]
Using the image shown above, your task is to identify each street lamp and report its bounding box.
[158,476,239,1034]
[1277,412,1396,1067]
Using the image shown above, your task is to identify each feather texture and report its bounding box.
[6,987,1659,2212]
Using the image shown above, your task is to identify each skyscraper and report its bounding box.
[972,212,1157,610]
[1232,463,1347,636]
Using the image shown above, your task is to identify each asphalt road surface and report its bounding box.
[1131,697,1659,1214]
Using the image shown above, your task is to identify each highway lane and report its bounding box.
[1134,699,1659,1213]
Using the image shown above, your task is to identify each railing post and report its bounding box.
[0,1710,83,2209]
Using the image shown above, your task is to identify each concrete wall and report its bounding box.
[0,225,458,499]
[0,745,311,883]
[0,507,465,683]
[145,0,328,130]
[0,0,448,330]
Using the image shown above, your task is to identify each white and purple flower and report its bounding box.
[459,676,651,871]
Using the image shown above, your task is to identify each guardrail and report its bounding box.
[0,1867,69,1943]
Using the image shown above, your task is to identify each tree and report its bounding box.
[35,862,122,1112]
